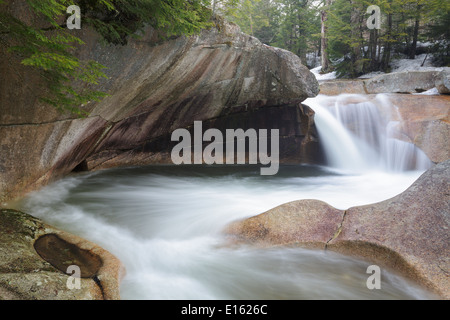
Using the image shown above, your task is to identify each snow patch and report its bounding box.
[412,87,440,95]
[311,66,337,81]
[310,50,446,81]
[357,53,446,79]
[390,53,439,73]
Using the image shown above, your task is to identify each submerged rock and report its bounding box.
[0,209,124,300]
[224,160,450,299]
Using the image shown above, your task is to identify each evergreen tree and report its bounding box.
[271,0,321,67]
[226,0,280,44]
[0,0,214,115]
[320,0,333,73]
[422,0,449,66]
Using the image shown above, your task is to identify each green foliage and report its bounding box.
[0,0,214,115]
[325,0,450,77]
[80,0,214,45]
[425,0,450,66]
[227,0,321,67]
[227,0,276,39]
[226,0,449,74]
[0,1,109,115]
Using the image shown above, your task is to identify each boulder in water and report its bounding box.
[224,160,450,299]
[224,199,344,249]
[0,8,320,202]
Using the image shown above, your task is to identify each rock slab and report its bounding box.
[0,3,320,202]
[319,69,450,95]
[224,160,450,299]
[0,209,124,300]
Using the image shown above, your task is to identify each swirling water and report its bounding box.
[16,165,436,300]
[15,94,437,299]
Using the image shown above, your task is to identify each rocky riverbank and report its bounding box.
[319,69,450,96]
[0,12,320,204]
[0,209,124,300]
[1,3,320,299]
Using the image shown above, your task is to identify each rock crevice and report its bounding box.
[325,210,347,250]
[224,160,450,299]
[0,13,319,202]
[0,209,124,300]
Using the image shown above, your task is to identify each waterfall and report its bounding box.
[305,94,433,173]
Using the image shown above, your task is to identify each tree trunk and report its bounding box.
[409,4,421,59]
[369,30,375,70]
[350,1,363,76]
[320,0,332,73]
[381,11,393,71]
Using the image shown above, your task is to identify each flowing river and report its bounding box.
[15,94,438,300]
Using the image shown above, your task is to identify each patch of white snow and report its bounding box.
[311,66,337,81]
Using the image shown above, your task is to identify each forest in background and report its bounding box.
[219,0,449,78]
[1,0,448,114]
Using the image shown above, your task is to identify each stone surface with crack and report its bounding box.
[223,160,450,299]
[0,5,320,203]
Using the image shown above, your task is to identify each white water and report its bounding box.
[305,94,433,173]
[15,94,437,300]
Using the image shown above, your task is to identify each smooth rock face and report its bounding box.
[224,200,344,249]
[0,209,124,300]
[0,7,320,202]
[81,21,321,169]
[307,93,449,164]
[387,94,450,164]
[329,160,450,299]
[224,161,450,299]
[364,70,442,94]
[86,103,325,170]
[434,68,450,94]
[319,80,367,96]
[319,69,450,96]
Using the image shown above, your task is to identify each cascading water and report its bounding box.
[305,94,433,173]
[13,94,437,300]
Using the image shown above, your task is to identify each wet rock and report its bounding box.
[319,69,450,96]
[387,94,450,164]
[224,161,450,299]
[364,70,442,94]
[319,80,367,95]
[224,199,344,249]
[329,160,449,299]
[34,234,103,278]
[435,69,450,94]
[0,5,319,202]
[0,209,124,300]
